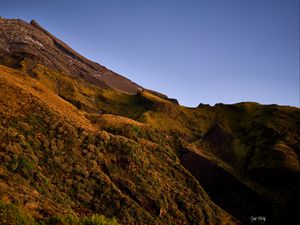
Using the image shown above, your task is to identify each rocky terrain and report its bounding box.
[0,18,299,225]
[0,18,143,93]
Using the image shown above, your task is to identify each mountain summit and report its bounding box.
[0,18,142,93]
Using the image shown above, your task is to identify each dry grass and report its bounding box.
[0,65,239,224]
[1,60,299,224]
[0,65,95,131]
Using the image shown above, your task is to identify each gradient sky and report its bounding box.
[1,0,299,107]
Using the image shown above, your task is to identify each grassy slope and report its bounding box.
[2,60,299,224]
[38,60,299,224]
[0,65,238,224]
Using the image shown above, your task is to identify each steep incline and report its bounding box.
[0,18,141,93]
[0,65,239,224]
[1,17,300,225]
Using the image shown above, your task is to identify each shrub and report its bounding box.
[41,214,120,225]
[0,202,35,225]
[97,131,110,144]
[81,214,120,225]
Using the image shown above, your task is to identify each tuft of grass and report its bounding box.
[81,214,120,225]
[41,214,120,225]
[0,202,35,225]
[0,201,119,225]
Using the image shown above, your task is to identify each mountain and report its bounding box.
[0,18,144,93]
[0,17,299,225]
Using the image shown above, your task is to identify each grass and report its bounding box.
[0,65,239,224]
[1,61,299,225]
[41,214,120,225]
[0,201,119,225]
[0,201,35,225]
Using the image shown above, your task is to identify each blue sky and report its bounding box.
[1,0,299,107]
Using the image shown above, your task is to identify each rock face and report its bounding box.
[0,18,142,93]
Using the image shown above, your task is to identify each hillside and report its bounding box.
[0,18,299,225]
[0,65,238,224]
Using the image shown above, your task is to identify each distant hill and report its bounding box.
[0,17,299,225]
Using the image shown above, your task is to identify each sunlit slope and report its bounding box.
[0,65,238,224]
[69,72,299,225]
[3,17,299,225]
[21,62,300,224]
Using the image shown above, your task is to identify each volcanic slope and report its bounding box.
[0,18,142,94]
[1,17,300,225]
[0,65,238,224]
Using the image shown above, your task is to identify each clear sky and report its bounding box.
[1,0,299,107]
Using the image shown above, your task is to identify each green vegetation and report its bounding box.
[0,65,236,224]
[41,214,119,225]
[1,62,299,225]
[0,201,119,225]
[0,202,35,225]
[2,18,299,224]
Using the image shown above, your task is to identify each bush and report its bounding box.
[0,202,35,225]
[0,202,119,225]
[41,214,120,225]
[81,214,120,225]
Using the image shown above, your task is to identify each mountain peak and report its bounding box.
[30,19,48,34]
[30,19,38,25]
[0,18,142,93]
[1,16,299,225]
